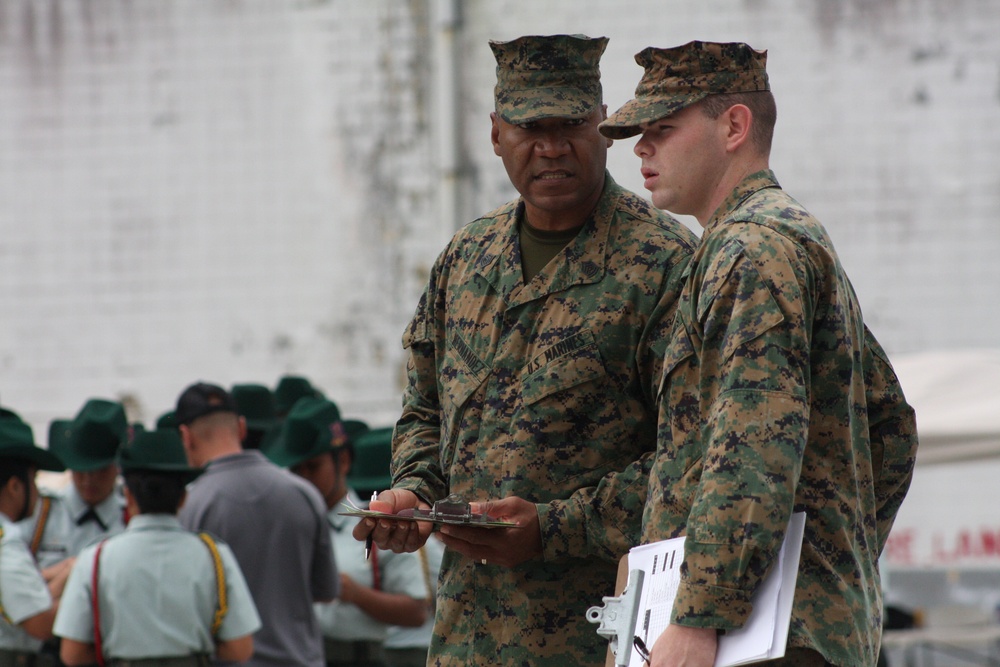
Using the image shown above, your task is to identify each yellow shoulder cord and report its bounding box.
[197,533,228,637]
[418,546,434,604]
[0,526,11,624]
[30,496,52,558]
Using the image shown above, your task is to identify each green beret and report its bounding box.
[491,34,608,124]
[601,40,769,139]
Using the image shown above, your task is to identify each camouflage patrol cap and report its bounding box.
[600,40,769,139]
[491,34,608,124]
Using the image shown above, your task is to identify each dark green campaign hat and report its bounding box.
[262,397,348,469]
[342,419,369,445]
[600,40,769,140]
[274,375,324,415]
[0,405,23,423]
[47,419,73,452]
[156,410,178,430]
[58,399,128,472]
[490,34,608,124]
[348,426,393,494]
[118,429,201,481]
[0,420,65,471]
[231,383,279,432]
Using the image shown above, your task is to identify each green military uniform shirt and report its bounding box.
[645,170,918,666]
[392,174,697,667]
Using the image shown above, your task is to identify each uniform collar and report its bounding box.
[65,484,124,527]
[475,171,620,308]
[703,169,782,235]
[126,514,185,532]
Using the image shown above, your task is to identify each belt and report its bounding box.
[323,638,386,666]
[0,651,35,667]
[110,656,210,667]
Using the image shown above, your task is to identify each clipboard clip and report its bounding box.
[586,568,646,666]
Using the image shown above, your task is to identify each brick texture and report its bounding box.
[1,0,997,437]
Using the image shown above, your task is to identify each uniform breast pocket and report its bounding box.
[519,332,627,486]
[439,332,490,472]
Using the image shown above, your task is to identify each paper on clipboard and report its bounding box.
[626,512,806,667]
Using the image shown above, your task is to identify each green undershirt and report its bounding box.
[518,218,584,283]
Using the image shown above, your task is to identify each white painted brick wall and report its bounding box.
[1,0,997,438]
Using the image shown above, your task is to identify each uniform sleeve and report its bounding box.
[672,234,811,629]
[216,543,263,641]
[52,547,95,642]
[0,539,52,625]
[309,491,339,602]
[538,241,693,562]
[862,326,918,554]
[392,255,452,504]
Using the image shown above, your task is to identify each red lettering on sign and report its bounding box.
[930,527,1000,564]
[885,529,914,566]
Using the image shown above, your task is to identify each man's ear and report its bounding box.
[724,104,753,153]
[490,112,502,156]
[601,103,613,148]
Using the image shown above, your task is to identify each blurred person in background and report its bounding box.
[176,382,337,667]
[20,399,130,667]
[0,418,66,664]
[54,429,261,666]
[264,400,426,667]
[383,534,444,667]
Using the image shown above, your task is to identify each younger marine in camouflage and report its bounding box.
[601,41,918,667]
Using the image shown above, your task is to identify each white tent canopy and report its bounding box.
[891,348,1000,466]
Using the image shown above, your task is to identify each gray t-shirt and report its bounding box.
[180,450,337,667]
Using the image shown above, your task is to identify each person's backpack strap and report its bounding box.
[197,532,228,637]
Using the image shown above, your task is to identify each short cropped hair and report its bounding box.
[698,90,776,154]
[124,470,188,515]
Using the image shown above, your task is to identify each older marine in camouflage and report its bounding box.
[390,34,698,667]
[394,177,695,666]
[601,41,918,666]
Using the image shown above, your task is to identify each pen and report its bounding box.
[633,635,651,664]
[365,490,377,560]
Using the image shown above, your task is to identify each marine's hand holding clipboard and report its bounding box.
[341,493,517,529]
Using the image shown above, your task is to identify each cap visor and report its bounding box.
[599,94,707,139]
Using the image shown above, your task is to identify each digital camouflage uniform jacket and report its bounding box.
[645,170,918,666]
[392,174,697,667]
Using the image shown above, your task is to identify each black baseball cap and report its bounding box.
[174,382,239,427]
